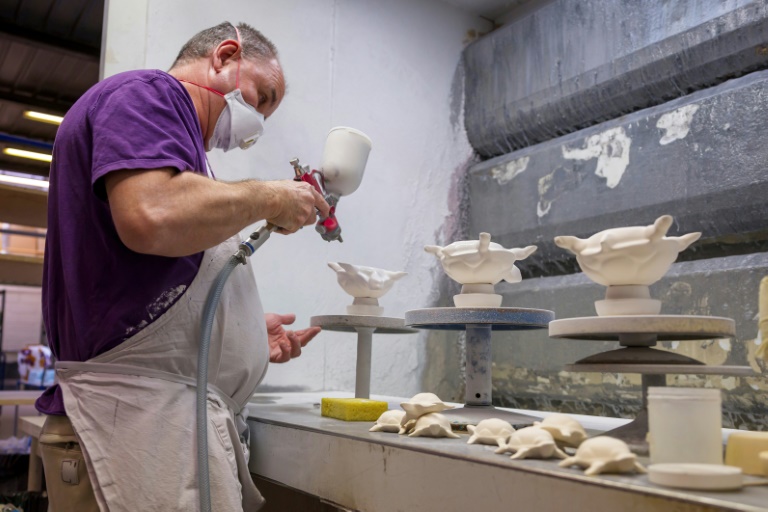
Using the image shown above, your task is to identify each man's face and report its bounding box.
[235,57,286,120]
[204,52,286,146]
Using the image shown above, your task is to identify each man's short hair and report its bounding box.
[171,22,278,68]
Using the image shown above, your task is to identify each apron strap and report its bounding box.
[55,361,242,414]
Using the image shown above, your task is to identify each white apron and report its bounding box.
[55,236,269,511]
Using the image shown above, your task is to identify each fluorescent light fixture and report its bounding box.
[3,147,53,163]
[0,174,49,189]
[23,110,64,125]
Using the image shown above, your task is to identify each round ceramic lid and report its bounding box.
[648,463,742,491]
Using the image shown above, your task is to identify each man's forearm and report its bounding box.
[106,168,278,257]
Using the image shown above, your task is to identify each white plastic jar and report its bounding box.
[648,387,723,465]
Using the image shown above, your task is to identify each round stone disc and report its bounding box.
[405,307,554,331]
[310,315,417,334]
[549,315,734,341]
[563,363,756,376]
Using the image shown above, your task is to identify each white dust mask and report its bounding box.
[207,88,265,152]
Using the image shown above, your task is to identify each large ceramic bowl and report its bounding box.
[554,215,700,287]
[425,233,537,285]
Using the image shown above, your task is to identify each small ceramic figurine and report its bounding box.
[467,418,516,447]
[400,393,454,425]
[370,410,406,433]
[408,413,461,439]
[533,413,588,448]
[494,426,568,460]
[558,436,647,476]
[328,262,407,316]
[554,215,700,315]
[425,233,537,307]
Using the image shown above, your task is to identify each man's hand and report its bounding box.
[265,181,330,234]
[265,313,321,363]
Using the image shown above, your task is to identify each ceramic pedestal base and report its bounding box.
[595,285,661,316]
[346,297,384,316]
[453,284,502,308]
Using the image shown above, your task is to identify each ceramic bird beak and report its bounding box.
[554,235,586,253]
[424,245,443,257]
[328,262,345,273]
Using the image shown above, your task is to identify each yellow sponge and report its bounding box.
[321,398,388,421]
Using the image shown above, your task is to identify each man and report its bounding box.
[36,22,325,511]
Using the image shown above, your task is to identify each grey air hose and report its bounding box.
[197,226,272,512]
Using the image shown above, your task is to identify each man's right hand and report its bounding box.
[264,180,331,234]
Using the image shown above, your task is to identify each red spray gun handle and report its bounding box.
[290,158,342,242]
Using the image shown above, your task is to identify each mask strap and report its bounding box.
[177,79,225,97]
[234,25,242,90]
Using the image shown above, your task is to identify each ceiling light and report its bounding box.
[0,174,49,190]
[23,110,64,125]
[3,148,52,163]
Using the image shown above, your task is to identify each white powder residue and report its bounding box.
[491,156,530,185]
[562,127,631,189]
[656,104,700,145]
[147,284,187,320]
[718,339,731,352]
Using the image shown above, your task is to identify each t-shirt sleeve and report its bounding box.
[88,75,202,199]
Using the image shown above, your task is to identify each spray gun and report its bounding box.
[197,126,372,512]
[290,157,342,242]
[236,127,372,260]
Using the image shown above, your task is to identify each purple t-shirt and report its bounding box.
[37,70,208,415]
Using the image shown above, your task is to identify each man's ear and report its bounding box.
[212,39,241,72]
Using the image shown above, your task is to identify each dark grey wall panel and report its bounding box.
[464,0,768,157]
[468,69,768,278]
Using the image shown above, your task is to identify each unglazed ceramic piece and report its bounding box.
[328,262,407,316]
[408,413,461,439]
[494,426,568,460]
[369,410,406,433]
[559,436,647,476]
[533,413,588,448]
[554,215,699,286]
[467,418,516,447]
[554,215,700,316]
[425,233,537,308]
[400,393,454,425]
[399,419,417,435]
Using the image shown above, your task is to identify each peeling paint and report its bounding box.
[491,156,530,185]
[656,104,700,145]
[536,172,554,217]
[721,377,737,391]
[562,127,631,188]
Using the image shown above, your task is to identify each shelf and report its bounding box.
[0,183,48,228]
[0,253,43,286]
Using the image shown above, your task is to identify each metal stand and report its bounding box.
[550,314,755,454]
[405,307,554,428]
[311,315,416,399]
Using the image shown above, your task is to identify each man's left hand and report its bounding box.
[265,313,320,363]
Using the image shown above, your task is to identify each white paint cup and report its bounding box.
[648,387,723,465]
[321,127,372,197]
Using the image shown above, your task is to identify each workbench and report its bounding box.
[247,392,768,512]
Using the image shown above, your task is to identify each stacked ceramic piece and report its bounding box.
[370,393,459,439]
[549,214,751,451]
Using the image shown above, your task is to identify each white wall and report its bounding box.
[103,0,487,396]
